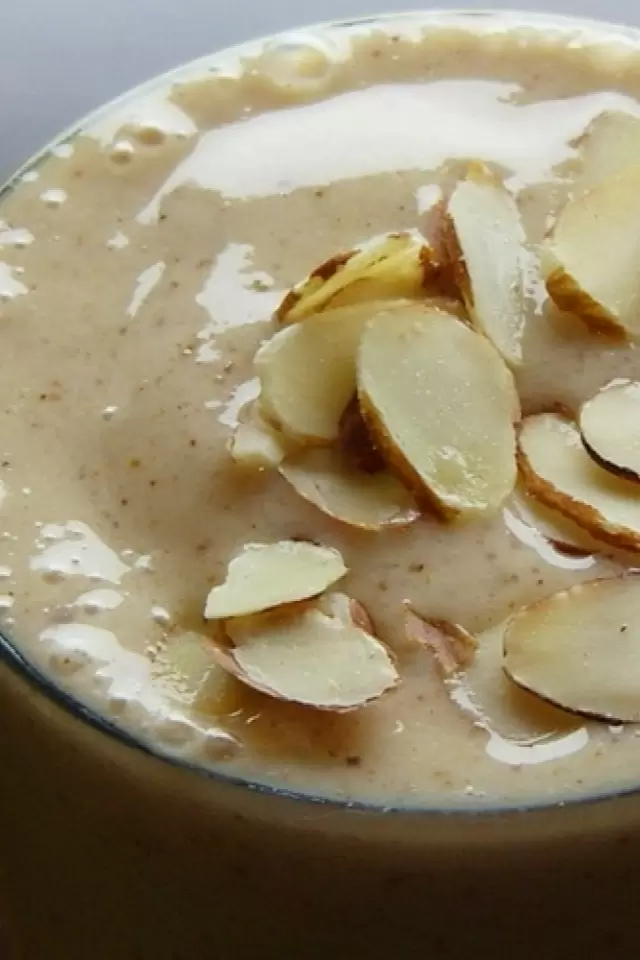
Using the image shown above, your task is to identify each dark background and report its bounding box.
[1,0,640,179]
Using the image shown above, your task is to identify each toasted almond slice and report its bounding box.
[579,380,640,482]
[276,233,435,323]
[542,163,640,337]
[160,632,229,707]
[445,170,527,367]
[216,603,398,711]
[280,447,419,530]
[204,541,347,620]
[256,302,379,445]
[574,111,640,196]
[518,412,640,551]
[318,592,375,634]
[228,407,289,469]
[358,309,519,519]
[508,486,598,555]
[504,575,640,722]
[404,607,477,677]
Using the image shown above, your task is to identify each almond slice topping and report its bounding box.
[518,412,640,551]
[214,602,398,711]
[358,309,519,519]
[280,447,419,530]
[508,487,598,555]
[256,301,400,446]
[504,576,640,722]
[574,111,640,196]
[445,167,528,367]
[542,163,640,337]
[204,541,347,620]
[579,380,640,483]
[276,233,436,323]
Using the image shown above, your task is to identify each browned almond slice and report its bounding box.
[508,487,598,555]
[404,607,477,677]
[358,309,519,519]
[518,412,640,551]
[204,541,347,620]
[579,380,640,482]
[445,171,527,367]
[504,575,640,722]
[542,163,640,336]
[216,603,398,711]
[228,406,289,469]
[276,233,436,323]
[574,111,640,196]
[256,302,390,446]
[280,447,419,530]
[318,592,375,634]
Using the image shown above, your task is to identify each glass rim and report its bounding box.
[3,6,640,820]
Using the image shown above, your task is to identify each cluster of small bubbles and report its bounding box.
[150,605,171,626]
[202,729,241,762]
[135,124,166,147]
[134,554,154,572]
[40,188,68,208]
[109,139,135,164]
[101,405,119,421]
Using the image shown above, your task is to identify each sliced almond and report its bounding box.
[504,575,640,722]
[508,486,598,555]
[318,592,375,634]
[204,541,347,620]
[574,111,640,196]
[280,447,419,530]
[542,163,640,337]
[228,406,289,469]
[579,380,640,482]
[256,302,381,445]
[404,607,477,677]
[518,412,640,551]
[358,309,519,519]
[215,603,398,711]
[276,233,435,323]
[445,168,527,367]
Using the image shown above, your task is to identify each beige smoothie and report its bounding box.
[4,11,640,958]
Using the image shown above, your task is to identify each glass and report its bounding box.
[2,10,640,957]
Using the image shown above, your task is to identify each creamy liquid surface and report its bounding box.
[3,21,640,808]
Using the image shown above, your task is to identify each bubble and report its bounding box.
[150,605,171,626]
[49,604,74,623]
[21,170,39,184]
[0,566,12,580]
[101,405,119,421]
[135,125,166,146]
[254,34,340,95]
[109,140,135,164]
[0,596,14,611]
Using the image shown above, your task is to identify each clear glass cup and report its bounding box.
[3,9,640,958]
